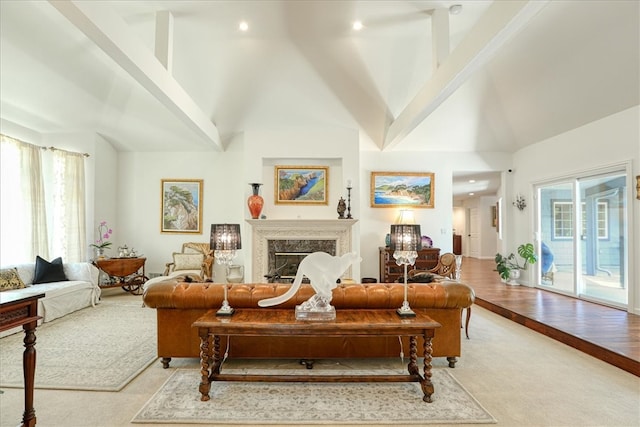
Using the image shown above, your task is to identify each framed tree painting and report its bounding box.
[161,179,203,233]
[275,166,328,205]
[370,172,435,208]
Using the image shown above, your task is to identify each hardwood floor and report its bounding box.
[459,257,640,376]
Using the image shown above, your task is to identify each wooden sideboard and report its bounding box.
[379,247,441,283]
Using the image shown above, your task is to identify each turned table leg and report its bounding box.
[420,332,435,403]
[198,328,213,401]
[22,323,38,427]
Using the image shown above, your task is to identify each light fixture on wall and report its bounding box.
[513,194,526,211]
[210,224,242,316]
[636,175,640,200]
[389,223,422,317]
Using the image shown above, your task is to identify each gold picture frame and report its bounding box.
[275,166,329,205]
[636,175,640,200]
[370,172,435,208]
[161,179,203,233]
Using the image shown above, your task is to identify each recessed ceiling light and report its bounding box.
[469,192,475,196]
[238,21,249,32]
[468,179,476,183]
[352,20,363,31]
[449,4,462,15]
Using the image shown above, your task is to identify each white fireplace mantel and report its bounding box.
[246,219,358,282]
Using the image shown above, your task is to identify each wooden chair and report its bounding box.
[408,252,470,339]
[408,252,457,280]
[164,242,214,281]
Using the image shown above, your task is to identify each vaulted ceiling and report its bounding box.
[1,1,638,198]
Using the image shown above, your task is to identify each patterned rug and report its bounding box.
[132,368,496,424]
[0,299,157,391]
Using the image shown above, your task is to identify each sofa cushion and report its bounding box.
[0,268,26,291]
[172,253,204,271]
[33,256,68,284]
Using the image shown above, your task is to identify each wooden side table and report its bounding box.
[94,257,148,295]
[0,291,45,427]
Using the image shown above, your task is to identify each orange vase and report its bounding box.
[248,183,264,219]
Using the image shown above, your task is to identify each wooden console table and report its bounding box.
[0,291,45,427]
[194,309,441,403]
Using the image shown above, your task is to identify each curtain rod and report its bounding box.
[43,146,90,158]
[1,133,90,158]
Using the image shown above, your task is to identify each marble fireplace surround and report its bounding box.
[246,219,358,282]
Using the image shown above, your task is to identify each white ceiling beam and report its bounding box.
[49,1,222,150]
[431,8,450,72]
[155,11,173,74]
[383,0,549,151]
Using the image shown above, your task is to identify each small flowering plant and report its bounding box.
[90,221,113,249]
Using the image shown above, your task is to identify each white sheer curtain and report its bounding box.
[51,149,87,262]
[0,134,49,265]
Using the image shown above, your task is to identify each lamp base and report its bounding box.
[216,306,235,316]
[396,307,416,318]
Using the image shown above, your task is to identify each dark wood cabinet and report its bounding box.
[453,234,462,255]
[379,247,440,283]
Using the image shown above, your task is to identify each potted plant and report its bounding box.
[90,221,113,259]
[495,243,538,283]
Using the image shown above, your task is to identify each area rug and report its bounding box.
[131,368,496,424]
[0,299,157,391]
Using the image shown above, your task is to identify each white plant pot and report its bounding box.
[507,268,521,285]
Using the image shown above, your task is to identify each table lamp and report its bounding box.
[210,223,241,316]
[390,223,422,317]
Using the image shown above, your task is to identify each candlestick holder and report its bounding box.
[346,186,353,219]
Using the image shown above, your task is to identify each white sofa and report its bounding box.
[0,262,101,337]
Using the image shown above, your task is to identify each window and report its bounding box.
[552,201,608,240]
[553,201,573,239]
[0,134,86,265]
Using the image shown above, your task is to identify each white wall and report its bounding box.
[111,129,510,281]
[507,106,640,313]
[358,151,510,280]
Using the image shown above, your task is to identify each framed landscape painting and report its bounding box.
[370,172,435,208]
[161,179,203,233]
[275,166,328,205]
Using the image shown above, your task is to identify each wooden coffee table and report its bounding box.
[193,309,441,402]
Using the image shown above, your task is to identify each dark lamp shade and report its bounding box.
[389,224,422,252]
[210,224,242,251]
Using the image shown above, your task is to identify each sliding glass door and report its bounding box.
[578,173,627,305]
[535,168,628,308]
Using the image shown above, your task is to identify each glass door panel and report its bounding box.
[577,173,627,306]
[537,182,575,294]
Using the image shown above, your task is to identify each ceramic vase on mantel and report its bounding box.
[248,183,264,219]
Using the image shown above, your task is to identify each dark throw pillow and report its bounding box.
[408,272,434,283]
[33,256,68,284]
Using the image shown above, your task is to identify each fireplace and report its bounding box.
[270,239,336,281]
[246,219,357,282]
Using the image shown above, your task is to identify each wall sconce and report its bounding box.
[636,175,639,200]
[389,223,422,317]
[210,224,242,316]
[513,194,526,211]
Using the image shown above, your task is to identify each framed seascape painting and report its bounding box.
[370,172,435,208]
[275,166,328,205]
[161,179,203,233]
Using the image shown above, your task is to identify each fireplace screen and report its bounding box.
[267,239,337,282]
[274,252,311,279]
